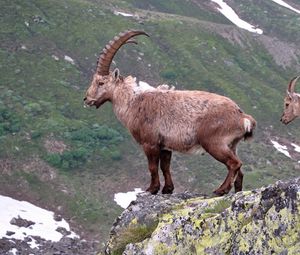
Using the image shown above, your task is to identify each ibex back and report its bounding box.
[84,30,256,196]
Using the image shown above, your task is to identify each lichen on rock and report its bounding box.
[103,178,300,255]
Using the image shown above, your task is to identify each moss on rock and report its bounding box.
[103,178,300,255]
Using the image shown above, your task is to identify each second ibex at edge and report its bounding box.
[281,76,300,125]
[84,30,256,196]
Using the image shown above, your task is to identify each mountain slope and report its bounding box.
[0,0,300,249]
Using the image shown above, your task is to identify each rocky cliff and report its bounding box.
[102,178,300,255]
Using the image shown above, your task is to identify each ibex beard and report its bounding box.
[84,30,257,196]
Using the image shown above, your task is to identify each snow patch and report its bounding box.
[212,0,263,34]
[0,195,78,248]
[270,140,291,158]
[114,188,143,209]
[270,0,300,14]
[114,11,134,17]
[64,55,75,65]
[291,143,300,153]
[52,55,59,61]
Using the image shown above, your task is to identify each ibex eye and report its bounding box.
[99,82,104,86]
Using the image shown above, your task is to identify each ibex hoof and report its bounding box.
[213,189,228,196]
[146,186,160,195]
[162,185,174,194]
[234,186,243,193]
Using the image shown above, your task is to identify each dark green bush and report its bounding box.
[46,153,62,168]
[0,106,21,134]
[46,148,89,171]
[24,102,42,116]
[67,125,123,146]
[30,130,42,139]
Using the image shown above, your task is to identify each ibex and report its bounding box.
[281,76,300,125]
[84,30,256,196]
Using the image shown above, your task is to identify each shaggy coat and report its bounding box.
[114,76,254,152]
[84,30,256,196]
[281,76,300,124]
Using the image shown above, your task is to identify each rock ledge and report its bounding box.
[103,178,300,255]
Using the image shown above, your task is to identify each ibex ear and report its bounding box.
[112,68,120,81]
[287,90,293,99]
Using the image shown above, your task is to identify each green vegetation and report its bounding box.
[44,124,123,170]
[125,0,228,24]
[203,198,232,214]
[0,0,299,246]
[111,223,158,255]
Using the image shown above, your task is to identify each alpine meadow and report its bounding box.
[0,0,300,253]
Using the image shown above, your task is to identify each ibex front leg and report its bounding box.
[160,150,174,194]
[143,144,160,194]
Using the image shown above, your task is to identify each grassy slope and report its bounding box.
[1,0,300,244]
[227,0,300,43]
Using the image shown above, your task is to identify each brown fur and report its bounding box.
[281,76,300,125]
[84,73,256,196]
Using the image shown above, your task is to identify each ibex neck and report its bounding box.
[112,76,136,128]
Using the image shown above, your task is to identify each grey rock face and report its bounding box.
[104,178,300,255]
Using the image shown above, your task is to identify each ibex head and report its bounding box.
[83,30,149,108]
[281,76,300,124]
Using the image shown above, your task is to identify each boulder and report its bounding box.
[103,178,300,255]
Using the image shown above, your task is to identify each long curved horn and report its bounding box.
[288,76,300,93]
[97,30,149,75]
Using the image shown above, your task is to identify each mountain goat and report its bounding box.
[281,76,300,125]
[84,30,256,196]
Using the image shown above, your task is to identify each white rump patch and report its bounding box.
[244,118,252,132]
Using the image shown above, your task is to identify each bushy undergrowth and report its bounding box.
[1,0,299,243]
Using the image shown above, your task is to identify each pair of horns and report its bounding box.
[288,76,300,93]
[97,30,149,76]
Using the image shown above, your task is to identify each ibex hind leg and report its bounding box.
[160,150,174,194]
[231,144,244,193]
[143,144,161,194]
[234,169,244,192]
[204,144,242,196]
[214,155,242,196]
